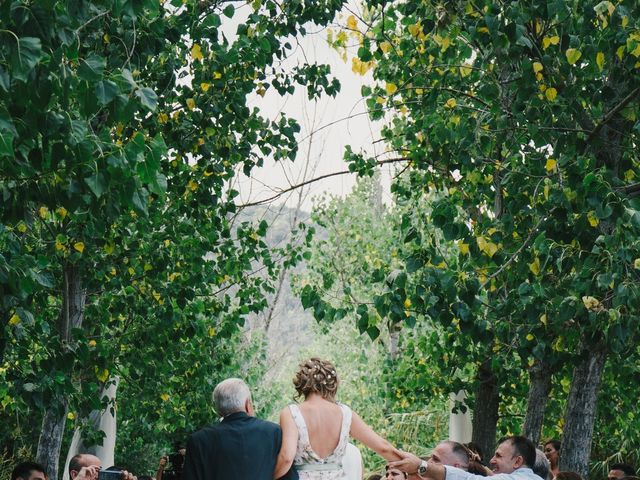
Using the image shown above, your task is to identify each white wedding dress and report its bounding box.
[288,403,352,480]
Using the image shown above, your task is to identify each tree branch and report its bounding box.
[236,157,410,208]
[480,213,550,290]
[586,86,640,144]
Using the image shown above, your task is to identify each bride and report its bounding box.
[274,358,402,479]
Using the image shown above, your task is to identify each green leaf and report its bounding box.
[223,4,235,18]
[135,87,158,111]
[0,66,9,92]
[0,131,15,159]
[11,37,42,82]
[85,173,106,198]
[69,120,88,145]
[78,54,107,81]
[95,80,119,105]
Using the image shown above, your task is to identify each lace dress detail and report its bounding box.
[288,403,352,480]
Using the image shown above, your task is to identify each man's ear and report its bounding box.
[513,455,524,469]
[245,398,255,417]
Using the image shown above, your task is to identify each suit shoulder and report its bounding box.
[251,417,281,433]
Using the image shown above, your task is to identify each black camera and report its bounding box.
[98,470,122,480]
[162,451,185,480]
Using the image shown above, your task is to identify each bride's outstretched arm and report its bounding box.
[350,411,402,462]
[274,408,298,479]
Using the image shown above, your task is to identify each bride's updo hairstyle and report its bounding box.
[293,357,339,400]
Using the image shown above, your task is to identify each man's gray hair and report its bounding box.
[533,449,551,480]
[212,378,251,417]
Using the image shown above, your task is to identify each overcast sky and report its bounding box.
[226,3,394,211]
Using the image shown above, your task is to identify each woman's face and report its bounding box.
[385,468,406,480]
[544,443,559,463]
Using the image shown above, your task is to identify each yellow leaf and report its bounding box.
[385,83,398,95]
[110,267,116,276]
[582,295,602,311]
[544,184,550,200]
[408,22,422,38]
[476,236,499,258]
[533,62,544,74]
[404,298,412,309]
[622,16,629,28]
[634,258,640,269]
[526,333,535,341]
[128,267,135,275]
[458,241,470,255]
[617,46,625,61]
[624,169,636,181]
[104,242,115,255]
[596,52,605,71]
[38,206,49,219]
[144,263,153,272]
[545,87,558,101]
[152,291,162,303]
[158,112,169,124]
[208,326,216,337]
[56,207,68,219]
[445,98,457,109]
[187,180,198,191]
[9,314,20,326]
[213,71,222,79]
[375,96,386,104]
[96,368,109,383]
[160,393,170,402]
[477,27,489,33]
[17,222,27,233]
[565,48,582,65]
[545,158,557,171]
[103,34,110,44]
[88,340,97,347]
[73,242,85,253]
[191,43,203,61]
[459,65,472,77]
[528,257,541,275]
[587,211,599,227]
[379,41,392,54]
[67,412,76,420]
[186,98,195,110]
[201,82,211,92]
[346,15,358,30]
[540,314,548,326]
[542,35,559,49]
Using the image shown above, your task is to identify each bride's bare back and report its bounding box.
[297,397,343,458]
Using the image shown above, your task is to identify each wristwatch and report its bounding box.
[417,460,429,478]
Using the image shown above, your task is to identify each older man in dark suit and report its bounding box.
[183,378,297,480]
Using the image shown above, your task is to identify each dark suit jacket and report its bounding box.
[183,412,298,480]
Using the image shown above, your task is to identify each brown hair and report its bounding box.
[293,358,339,400]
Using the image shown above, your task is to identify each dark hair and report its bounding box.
[556,472,583,480]
[293,358,339,400]
[11,462,45,480]
[502,436,536,468]
[610,464,637,477]
[69,455,83,475]
[465,442,484,462]
[366,475,382,480]
[385,465,408,479]
[445,441,470,465]
[544,439,561,452]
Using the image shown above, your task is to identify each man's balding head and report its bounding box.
[69,454,102,480]
[430,441,470,470]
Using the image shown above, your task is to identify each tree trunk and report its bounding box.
[472,359,499,459]
[558,348,607,478]
[523,360,552,445]
[36,400,69,480]
[37,265,86,480]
